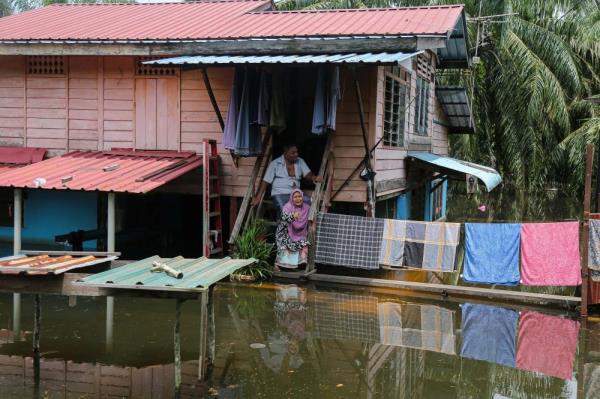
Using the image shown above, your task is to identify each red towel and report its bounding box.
[516,311,579,380]
[520,222,581,286]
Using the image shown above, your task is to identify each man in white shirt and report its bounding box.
[251,143,322,218]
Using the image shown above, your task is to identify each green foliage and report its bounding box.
[232,219,275,281]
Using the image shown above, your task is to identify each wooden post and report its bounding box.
[582,144,593,317]
[198,290,209,381]
[106,297,114,352]
[174,299,183,399]
[13,188,22,255]
[208,287,215,364]
[202,140,210,257]
[12,293,20,336]
[106,192,116,349]
[201,68,225,131]
[33,292,41,396]
[354,78,375,216]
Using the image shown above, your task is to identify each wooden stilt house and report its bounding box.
[0,1,500,257]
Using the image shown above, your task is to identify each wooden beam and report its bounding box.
[0,37,419,56]
[200,68,225,131]
[582,144,594,317]
[307,273,581,307]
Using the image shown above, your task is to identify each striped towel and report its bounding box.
[404,221,461,272]
[379,219,407,267]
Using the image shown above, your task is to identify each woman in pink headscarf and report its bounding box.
[275,189,311,270]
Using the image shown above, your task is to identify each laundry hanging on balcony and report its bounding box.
[311,66,341,135]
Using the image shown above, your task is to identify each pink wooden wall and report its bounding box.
[0,55,448,202]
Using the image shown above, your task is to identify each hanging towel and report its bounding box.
[463,223,521,285]
[311,66,341,135]
[379,219,406,267]
[516,311,579,380]
[404,221,461,272]
[589,219,600,282]
[223,68,242,151]
[378,302,456,354]
[315,213,384,270]
[460,303,518,367]
[521,222,581,286]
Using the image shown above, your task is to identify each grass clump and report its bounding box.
[232,219,275,281]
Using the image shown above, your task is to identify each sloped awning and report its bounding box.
[0,147,46,176]
[0,149,202,193]
[436,87,475,134]
[145,51,421,66]
[407,152,502,192]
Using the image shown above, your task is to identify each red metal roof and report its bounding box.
[0,2,463,41]
[0,149,202,194]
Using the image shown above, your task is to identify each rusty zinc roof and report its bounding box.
[0,253,117,275]
[0,149,202,193]
[0,2,464,42]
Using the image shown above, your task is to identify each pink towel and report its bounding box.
[516,311,579,380]
[520,222,581,286]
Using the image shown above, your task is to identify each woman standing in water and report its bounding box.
[275,189,310,270]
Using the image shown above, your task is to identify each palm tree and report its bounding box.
[277,0,600,198]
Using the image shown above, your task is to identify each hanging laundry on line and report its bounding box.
[589,219,600,282]
[520,222,581,286]
[403,221,460,272]
[315,213,384,270]
[463,223,521,285]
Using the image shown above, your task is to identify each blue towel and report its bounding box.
[463,223,521,285]
[460,303,518,368]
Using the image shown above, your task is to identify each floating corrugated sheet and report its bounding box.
[0,3,464,42]
[407,151,502,192]
[78,256,257,292]
[0,254,117,275]
[436,87,475,133]
[0,149,202,193]
[146,51,421,66]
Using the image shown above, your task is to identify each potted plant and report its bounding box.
[231,218,275,282]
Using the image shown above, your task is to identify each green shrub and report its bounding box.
[232,218,275,280]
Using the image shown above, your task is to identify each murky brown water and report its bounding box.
[0,283,596,398]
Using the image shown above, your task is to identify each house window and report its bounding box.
[425,178,447,221]
[414,77,431,136]
[383,70,408,147]
[135,57,178,77]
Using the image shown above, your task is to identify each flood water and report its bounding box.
[0,283,597,398]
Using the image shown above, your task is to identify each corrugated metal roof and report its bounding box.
[0,147,46,165]
[0,149,202,194]
[0,2,463,41]
[436,87,475,134]
[78,256,257,292]
[146,51,421,66]
[0,253,117,275]
[407,152,502,192]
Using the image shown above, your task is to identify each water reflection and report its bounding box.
[0,285,592,398]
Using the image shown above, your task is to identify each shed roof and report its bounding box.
[0,2,464,41]
[0,149,202,193]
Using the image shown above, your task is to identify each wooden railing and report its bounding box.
[228,131,273,247]
[306,135,334,273]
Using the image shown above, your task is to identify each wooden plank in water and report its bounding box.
[307,273,581,307]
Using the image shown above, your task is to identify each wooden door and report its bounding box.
[135,78,180,150]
